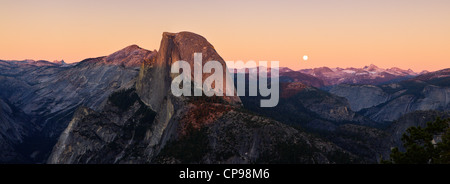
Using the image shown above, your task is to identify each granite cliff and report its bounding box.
[48,32,357,164]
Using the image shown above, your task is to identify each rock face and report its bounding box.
[136,32,241,110]
[366,88,450,122]
[48,32,358,164]
[0,45,154,163]
[133,31,242,161]
[329,84,389,112]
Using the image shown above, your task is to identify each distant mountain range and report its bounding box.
[0,32,448,164]
[0,59,71,67]
[231,64,428,88]
[299,64,425,86]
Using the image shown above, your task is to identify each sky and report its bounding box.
[1,0,449,72]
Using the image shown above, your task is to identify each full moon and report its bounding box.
[303,55,308,61]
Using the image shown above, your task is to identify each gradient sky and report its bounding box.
[1,0,449,71]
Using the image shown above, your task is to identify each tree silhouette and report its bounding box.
[383,117,450,164]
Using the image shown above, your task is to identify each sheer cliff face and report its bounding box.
[136,32,241,111]
[48,32,358,164]
[48,32,246,164]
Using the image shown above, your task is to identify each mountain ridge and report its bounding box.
[0,44,155,163]
[298,64,424,86]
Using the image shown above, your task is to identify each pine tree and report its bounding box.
[383,117,450,164]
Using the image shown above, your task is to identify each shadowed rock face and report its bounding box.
[0,98,32,163]
[0,99,29,144]
[47,89,159,164]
